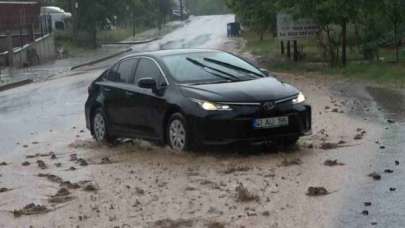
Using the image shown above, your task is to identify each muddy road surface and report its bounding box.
[1,15,405,228]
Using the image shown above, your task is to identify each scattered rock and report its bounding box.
[36,160,47,169]
[324,159,345,167]
[68,166,76,171]
[384,169,394,174]
[281,158,302,167]
[22,161,30,166]
[49,188,74,204]
[320,142,339,150]
[362,210,369,216]
[38,173,63,184]
[354,134,363,140]
[153,218,194,228]
[364,202,372,207]
[13,203,49,217]
[387,119,396,124]
[55,163,62,168]
[0,187,11,193]
[395,160,400,166]
[371,222,378,226]
[207,221,225,228]
[77,159,88,166]
[60,181,81,190]
[306,186,329,196]
[235,183,259,202]
[389,187,396,192]
[50,153,57,160]
[262,211,270,216]
[32,141,39,145]
[338,140,346,145]
[380,146,386,149]
[100,157,112,164]
[0,161,8,166]
[83,183,98,192]
[368,172,381,181]
[223,166,251,174]
[135,187,145,195]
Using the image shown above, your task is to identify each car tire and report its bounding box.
[92,108,116,144]
[167,113,192,151]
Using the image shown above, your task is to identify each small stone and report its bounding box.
[395,161,400,166]
[22,161,30,166]
[364,202,372,207]
[389,187,396,192]
[384,169,394,174]
[36,160,47,169]
[306,187,329,196]
[368,172,381,181]
[362,210,369,216]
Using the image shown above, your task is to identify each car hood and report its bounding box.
[179,77,299,102]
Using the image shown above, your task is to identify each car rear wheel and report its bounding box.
[167,113,190,151]
[92,109,115,144]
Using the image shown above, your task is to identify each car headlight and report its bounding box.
[293,92,306,104]
[192,99,232,111]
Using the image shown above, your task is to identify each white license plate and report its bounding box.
[253,116,289,129]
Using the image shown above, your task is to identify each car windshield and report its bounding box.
[161,52,265,83]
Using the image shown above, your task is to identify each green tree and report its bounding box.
[226,0,277,40]
[383,0,405,62]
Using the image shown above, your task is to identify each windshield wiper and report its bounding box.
[203,57,264,77]
[186,57,241,82]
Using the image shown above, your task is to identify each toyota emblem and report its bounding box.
[263,102,275,111]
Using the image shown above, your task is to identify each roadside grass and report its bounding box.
[242,31,405,86]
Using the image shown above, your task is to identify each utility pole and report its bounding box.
[72,1,79,41]
[179,0,184,21]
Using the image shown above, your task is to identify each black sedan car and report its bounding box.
[85,49,311,151]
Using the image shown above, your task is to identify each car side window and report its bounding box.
[116,58,138,83]
[135,58,164,86]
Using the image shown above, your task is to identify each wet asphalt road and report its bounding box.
[337,86,405,228]
[0,15,235,153]
[1,14,405,227]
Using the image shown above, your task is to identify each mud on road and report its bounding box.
[1,69,398,228]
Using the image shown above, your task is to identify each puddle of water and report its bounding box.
[366,87,405,122]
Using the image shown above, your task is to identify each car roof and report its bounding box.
[122,49,222,60]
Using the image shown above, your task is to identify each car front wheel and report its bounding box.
[92,109,115,144]
[167,113,191,151]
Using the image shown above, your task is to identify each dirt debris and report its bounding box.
[324,159,345,167]
[0,187,12,193]
[207,221,226,228]
[36,160,47,169]
[368,172,382,181]
[384,169,394,174]
[320,142,340,150]
[152,218,194,228]
[235,183,260,202]
[83,183,98,192]
[38,173,64,184]
[306,187,329,196]
[0,161,8,166]
[223,166,251,174]
[281,158,302,167]
[100,157,112,164]
[49,188,74,204]
[22,161,30,166]
[77,158,88,166]
[13,203,49,217]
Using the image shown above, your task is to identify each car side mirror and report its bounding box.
[260,68,270,76]
[138,77,157,90]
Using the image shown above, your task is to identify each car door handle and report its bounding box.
[126,91,135,96]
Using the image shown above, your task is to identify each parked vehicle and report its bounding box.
[40,6,71,31]
[85,49,312,151]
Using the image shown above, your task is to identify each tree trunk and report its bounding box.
[89,26,97,49]
[341,19,347,66]
[394,23,399,63]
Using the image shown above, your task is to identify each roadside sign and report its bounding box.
[277,13,320,40]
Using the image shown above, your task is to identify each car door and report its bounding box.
[125,57,168,138]
[103,58,138,130]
